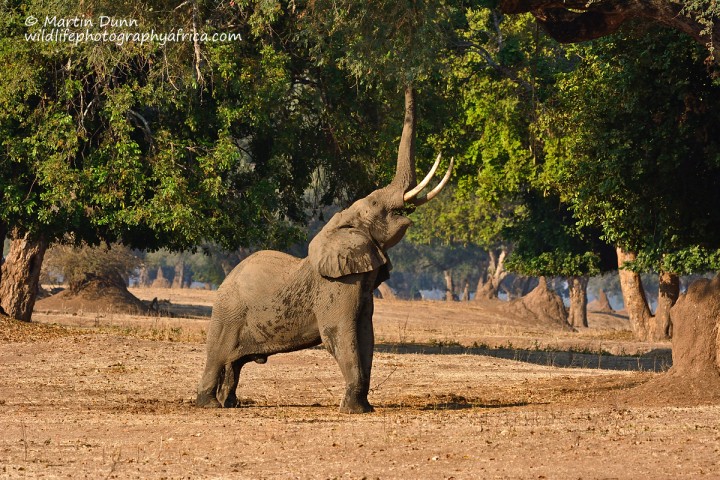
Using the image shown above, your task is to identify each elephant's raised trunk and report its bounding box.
[390,86,418,192]
[387,86,453,206]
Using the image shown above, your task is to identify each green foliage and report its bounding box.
[300,0,461,87]
[3,0,469,256]
[406,11,542,259]
[449,11,540,213]
[508,251,599,278]
[680,0,720,55]
[632,247,720,275]
[6,0,720,290]
[407,9,720,284]
[0,0,309,251]
[504,193,602,277]
[408,7,602,280]
[540,24,720,274]
[407,186,508,247]
[1,0,495,300]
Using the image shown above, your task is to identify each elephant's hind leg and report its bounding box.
[196,360,223,408]
[217,359,244,408]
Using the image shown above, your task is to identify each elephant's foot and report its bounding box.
[196,391,222,408]
[220,392,238,408]
[339,395,374,414]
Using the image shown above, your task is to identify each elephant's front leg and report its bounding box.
[319,279,375,414]
[357,292,374,403]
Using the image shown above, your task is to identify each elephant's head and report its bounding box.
[309,87,453,280]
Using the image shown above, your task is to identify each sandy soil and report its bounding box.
[1,288,718,479]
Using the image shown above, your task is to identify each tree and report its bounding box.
[540,25,720,340]
[499,0,719,56]
[4,0,471,321]
[407,10,539,300]
[405,185,482,299]
[505,193,615,328]
[427,7,588,304]
[43,243,141,289]
[1,0,321,320]
[400,239,486,302]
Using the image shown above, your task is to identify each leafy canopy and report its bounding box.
[540,23,720,274]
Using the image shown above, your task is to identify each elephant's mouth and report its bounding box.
[395,204,416,217]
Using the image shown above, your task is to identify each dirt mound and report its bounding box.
[502,277,572,330]
[624,275,720,406]
[151,266,171,288]
[35,273,149,315]
[588,289,613,312]
[669,276,720,373]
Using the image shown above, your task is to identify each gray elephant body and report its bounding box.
[196,87,451,413]
[197,204,391,413]
[213,251,320,357]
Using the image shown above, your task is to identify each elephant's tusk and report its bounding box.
[403,153,442,202]
[412,157,454,206]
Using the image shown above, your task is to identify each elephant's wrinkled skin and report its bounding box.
[196,87,451,413]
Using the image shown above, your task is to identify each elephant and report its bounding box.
[196,87,453,413]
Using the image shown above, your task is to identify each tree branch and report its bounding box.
[127,109,153,147]
[499,0,718,54]
[456,41,534,94]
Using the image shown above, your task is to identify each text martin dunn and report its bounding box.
[43,15,138,28]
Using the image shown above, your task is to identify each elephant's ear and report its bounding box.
[309,226,388,279]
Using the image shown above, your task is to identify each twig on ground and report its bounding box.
[370,364,399,393]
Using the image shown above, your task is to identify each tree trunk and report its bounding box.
[443,270,455,301]
[652,271,679,341]
[0,221,7,288]
[0,230,49,321]
[616,247,652,341]
[568,276,589,328]
[172,260,185,289]
[138,264,150,287]
[475,247,509,300]
[461,279,470,301]
[376,282,396,300]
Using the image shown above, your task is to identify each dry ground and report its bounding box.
[1,288,718,479]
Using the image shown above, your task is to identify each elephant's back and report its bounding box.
[215,251,304,307]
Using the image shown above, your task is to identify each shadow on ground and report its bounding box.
[375,343,673,372]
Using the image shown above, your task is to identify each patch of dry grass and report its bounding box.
[0,314,82,343]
